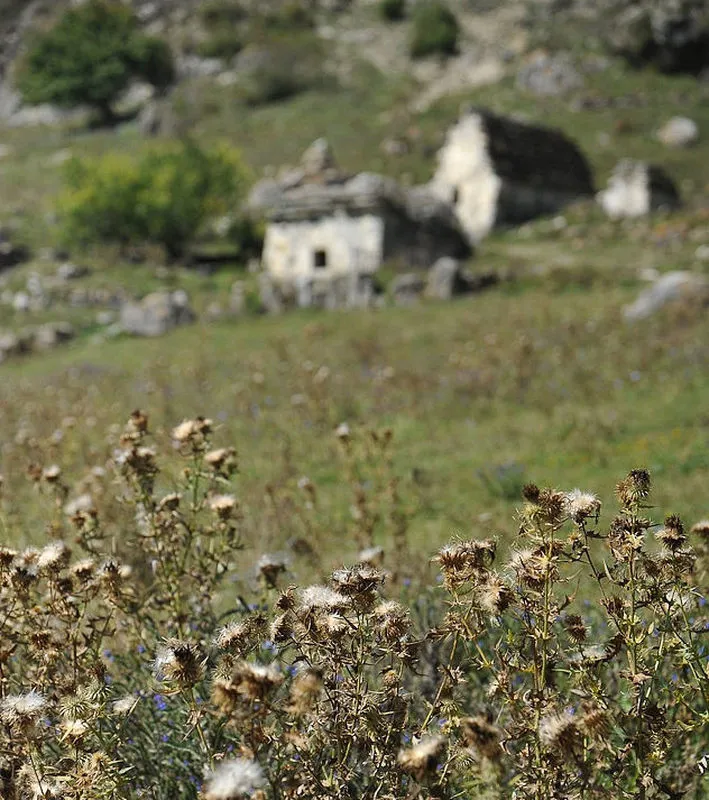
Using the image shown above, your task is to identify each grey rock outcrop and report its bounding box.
[119,291,195,337]
[391,274,425,306]
[597,159,680,219]
[424,258,499,300]
[624,271,708,321]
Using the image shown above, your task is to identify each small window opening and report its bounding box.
[452,186,460,205]
[314,249,328,269]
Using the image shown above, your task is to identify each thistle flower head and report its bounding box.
[1,690,48,735]
[153,639,206,688]
[656,514,687,552]
[461,715,502,761]
[298,585,351,612]
[616,469,651,509]
[37,540,70,573]
[374,600,411,641]
[539,709,581,755]
[564,489,601,523]
[209,494,238,520]
[203,758,265,799]
[172,417,212,444]
[397,736,446,781]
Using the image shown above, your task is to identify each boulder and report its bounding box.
[657,116,699,148]
[34,322,75,350]
[119,291,195,336]
[624,271,708,321]
[258,273,283,315]
[597,159,680,219]
[391,274,425,307]
[425,258,465,300]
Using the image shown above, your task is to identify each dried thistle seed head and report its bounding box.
[691,519,709,538]
[563,614,587,643]
[61,718,89,743]
[435,539,497,587]
[153,639,206,688]
[256,553,288,587]
[608,516,647,559]
[374,600,411,641]
[172,417,213,444]
[331,564,385,600]
[397,736,446,781]
[358,545,384,565]
[522,483,541,503]
[215,616,267,654]
[71,558,96,583]
[203,758,265,799]
[477,573,514,615]
[205,447,238,474]
[334,422,351,442]
[42,464,62,483]
[233,662,283,700]
[508,548,555,591]
[461,715,503,762]
[298,585,352,613]
[37,540,71,574]
[0,546,17,570]
[288,667,323,716]
[0,690,48,735]
[580,704,610,739]
[538,709,581,755]
[564,489,601,523]
[616,469,651,508]
[111,696,137,715]
[128,409,149,435]
[656,514,687,552]
[209,494,238,520]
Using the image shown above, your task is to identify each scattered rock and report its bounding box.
[136,98,177,137]
[119,291,196,337]
[624,271,708,321]
[258,273,283,315]
[33,322,75,350]
[96,310,116,326]
[176,55,225,79]
[391,273,425,306]
[597,160,681,219]
[425,257,499,300]
[56,262,90,282]
[11,291,30,312]
[657,116,699,148]
[696,244,709,261]
[516,52,583,96]
[301,138,336,177]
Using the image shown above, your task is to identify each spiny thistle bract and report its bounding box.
[0,413,707,799]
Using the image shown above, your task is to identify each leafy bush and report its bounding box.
[17,0,175,123]
[60,142,249,261]
[379,0,406,22]
[1,413,708,799]
[409,1,459,58]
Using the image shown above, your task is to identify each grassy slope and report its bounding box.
[2,40,709,568]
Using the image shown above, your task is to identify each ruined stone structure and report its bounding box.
[597,159,681,219]
[430,110,595,244]
[249,141,471,309]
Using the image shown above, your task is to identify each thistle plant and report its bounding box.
[0,412,708,799]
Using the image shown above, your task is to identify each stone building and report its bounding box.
[430,110,595,244]
[597,159,681,219]
[249,140,471,309]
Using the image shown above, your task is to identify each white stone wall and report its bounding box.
[263,211,385,282]
[597,160,650,219]
[430,114,502,244]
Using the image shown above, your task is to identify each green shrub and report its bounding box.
[379,0,406,22]
[60,142,249,261]
[409,1,459,58]
[17,0,175,123]
[199,0,246,27]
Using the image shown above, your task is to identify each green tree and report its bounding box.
[60,141,250,261]
[17,0,174,124]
